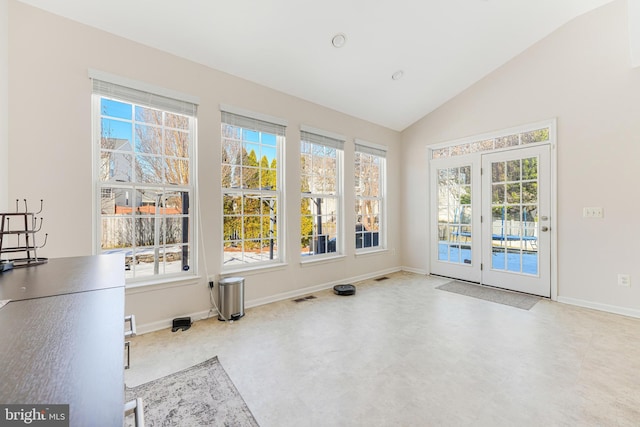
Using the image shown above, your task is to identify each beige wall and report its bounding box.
[8,0,638,328]
[0,0,8,211]
[7,1,401,331]
[402,0,640,315]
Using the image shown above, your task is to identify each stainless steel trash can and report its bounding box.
[218,277,245,321]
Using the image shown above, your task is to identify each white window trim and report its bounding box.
[300,126,345,262]
[91,77,199,285]
[425,118,558,300]
[220,107,287,271]
[300,151,344,262]
[354,139,387,252]
[428,119,556,154]
[301,253,347,265]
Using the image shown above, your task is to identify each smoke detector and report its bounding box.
[332,33,347,48]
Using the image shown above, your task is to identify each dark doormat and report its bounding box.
[436,281,541,310]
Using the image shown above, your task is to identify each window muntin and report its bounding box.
[300,131,343,257]
[354,143,386,251]
[437,166,472,264]
[221,111,284,268]
[432,127,550,159]
[95,93,196,282]
[490,156,539,274]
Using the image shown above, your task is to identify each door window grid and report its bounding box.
[437,166,472,264]
[490,157,539,275]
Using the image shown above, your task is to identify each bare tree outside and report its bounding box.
[300,139,339,255]
[98,97,193,278]
[355,152,381,232]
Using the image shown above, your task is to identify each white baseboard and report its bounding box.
[557,296,640,319]
[136,266,402,334]
[401,266,427,275]
[245,266,402,309]
[135,309,216,335]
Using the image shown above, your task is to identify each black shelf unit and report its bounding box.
[0,199,48,268]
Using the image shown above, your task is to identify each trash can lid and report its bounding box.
[219,276,244,284]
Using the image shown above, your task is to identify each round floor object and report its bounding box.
[333,284,356,296]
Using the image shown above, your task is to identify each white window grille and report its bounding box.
[92,77,197,282]
[431,127,551,159]
[354,140,386,251]
[300,128,344,258]
[221,109,285,268]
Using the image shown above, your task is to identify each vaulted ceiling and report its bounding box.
[18,0,614,131]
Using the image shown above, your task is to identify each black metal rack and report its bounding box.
[0,199,48,268]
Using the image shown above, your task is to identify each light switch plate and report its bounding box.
[583,207,603,218]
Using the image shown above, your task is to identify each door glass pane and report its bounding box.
[522,182,537,203]
[522,157,538,180]
[437,165,472,265]
[506,160,521,181]
[506,183,521,203]
[490,156,538,275]
[492,162,505,182]
[492,184,505,204]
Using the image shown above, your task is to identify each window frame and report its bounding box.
[354,140,387,253]
[220,108,286,271]
[300,127,345,261]
[91,74,198,286]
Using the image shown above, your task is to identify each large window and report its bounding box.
[300,129,344,258]
[354,141,386,251]
[221,110,285,268]
[92,77,197,282]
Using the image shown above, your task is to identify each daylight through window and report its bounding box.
[93,79,197,282]
[221,110,285,268]
[355,141,386,251]
[300,129,344,258]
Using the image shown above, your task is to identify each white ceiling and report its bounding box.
[18,0,614,131]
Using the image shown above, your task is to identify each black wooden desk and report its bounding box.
[0,254,125,301]
[0,255,125,426]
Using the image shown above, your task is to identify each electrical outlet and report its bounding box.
[583,207,604,218]
[208,280,215,289]
[618,274,631,287]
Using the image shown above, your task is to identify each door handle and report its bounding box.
[541,226,549,232]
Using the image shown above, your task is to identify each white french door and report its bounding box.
[430,156,481,283]
[430,145,551,297]
[481,146,550,297]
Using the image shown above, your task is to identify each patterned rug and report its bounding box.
[436,280,541,310]
[125,356,259,426]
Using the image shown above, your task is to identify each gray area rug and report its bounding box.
[125,356,259,426]
[436,281,540,310]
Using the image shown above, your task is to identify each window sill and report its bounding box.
[221,262,288,277]
[125,274,202,294]
[355,248,388,257]
[300,254,346,266]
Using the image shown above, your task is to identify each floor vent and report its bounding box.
[293,295,317,303]
[374,276,389,282]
